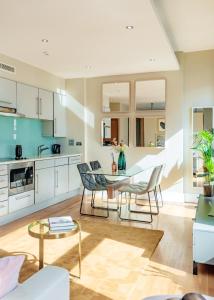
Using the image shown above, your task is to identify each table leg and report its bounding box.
[78,230,81,278]
[39,238,44,270]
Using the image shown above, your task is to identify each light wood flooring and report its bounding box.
[0,196,214,299]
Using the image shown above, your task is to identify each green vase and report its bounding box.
[118,151,126,170]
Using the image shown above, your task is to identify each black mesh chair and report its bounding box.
[77,163,109,218]
[89,160,116,186]
[90,160,127,211]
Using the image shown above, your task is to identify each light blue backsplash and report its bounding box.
[0,115,63,158]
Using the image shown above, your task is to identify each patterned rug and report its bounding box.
[0,219,164,300]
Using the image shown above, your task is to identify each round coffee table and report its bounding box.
[28,219,81,278]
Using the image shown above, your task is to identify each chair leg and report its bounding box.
[92,190,118,212]
[154,188,159,215]
[80,188,109,218]
[119,192,153,223]
[159,185,164,207]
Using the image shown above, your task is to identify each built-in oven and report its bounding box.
[8,162,34,196]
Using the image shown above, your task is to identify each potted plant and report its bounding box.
[193,130,214,196]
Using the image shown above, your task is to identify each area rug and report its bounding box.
[0,219,163,300]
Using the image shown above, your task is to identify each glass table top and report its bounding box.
[28,219,79,239]
[82,165,148,178]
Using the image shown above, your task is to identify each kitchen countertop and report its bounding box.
[0,153,82,165]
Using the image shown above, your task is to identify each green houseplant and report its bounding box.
[193,130,214,196]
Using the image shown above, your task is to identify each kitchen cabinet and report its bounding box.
[55,164,69,196]
[0,77,16,109]
[17,83,39,119]
[9,190,34,213]
[35,159,54,204]
[54,93,67,137]
[38,89,53,120]
[69,156,81,192]
[17,83,53,120]
[0,201,8,217]
[35,168,54,203]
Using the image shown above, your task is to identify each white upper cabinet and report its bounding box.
[17,83,53,120]
[17,83,39,119]
[38,89,53,120]
[0,77,16,109]
[54,93,67,137]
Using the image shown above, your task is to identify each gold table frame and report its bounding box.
[28,219,81,278]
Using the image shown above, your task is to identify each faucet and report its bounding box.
[38,145,49,157]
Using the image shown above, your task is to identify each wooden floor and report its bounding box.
[1,196,214,299]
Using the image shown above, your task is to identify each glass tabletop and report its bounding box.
[82,165,147,178]
[28,219,79,239]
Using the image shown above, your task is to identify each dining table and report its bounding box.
[82,165,149,199]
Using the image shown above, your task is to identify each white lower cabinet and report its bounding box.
[55,165,69,196]
[9,190,34,213]
[0,201,8,217]
[68,156,81,192]
[35,168,55,203]
[69,164,81,191]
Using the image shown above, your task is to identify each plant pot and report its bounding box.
[203,183,214,197]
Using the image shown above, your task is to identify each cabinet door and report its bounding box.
[69,164,81,192]
[55,165,69,196]
[0,77,16,108]
[9,190,34,213]
[39,89,53,120]
[35,168,54,203]
[54,93,67,137]
[17,83,39,119]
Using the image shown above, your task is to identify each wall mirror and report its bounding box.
[102,82,130,112]
[101,117,129,146]
[135,79,166,111]
[135,117,165,147]
[192,107,214,187]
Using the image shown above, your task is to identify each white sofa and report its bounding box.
[2,266,70,300]
[144,295,214,300]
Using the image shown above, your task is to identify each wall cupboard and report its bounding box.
[0,76,66,138]
[0,77,16,109]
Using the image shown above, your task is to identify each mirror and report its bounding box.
[135,79,166,111]
[101,117,129,146]
[192,107,214,187]
[102,82,130,112]
[135,117,165,147]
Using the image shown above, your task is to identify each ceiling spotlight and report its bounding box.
[43,51,49,56]
[149,58,156,62]
[126,25,134,30]
[42,39,48,43]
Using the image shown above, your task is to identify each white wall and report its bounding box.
[0,53,65,92]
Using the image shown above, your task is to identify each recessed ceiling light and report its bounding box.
[42,39,48,43]
[43,51,49,56]
[126,26,134,30]
[149,58,156,62]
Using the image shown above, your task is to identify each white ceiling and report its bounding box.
[154,0,214,52]
[0,0,179,78]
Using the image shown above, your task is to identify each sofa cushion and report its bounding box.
[0,255,25,299]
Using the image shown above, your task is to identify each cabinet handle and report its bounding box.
[55,169,59,188]
[16,194,30,200]
[54,118,57,134]
[36,174,39,193]
[40,98,42,115]
[36,97,39,115]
